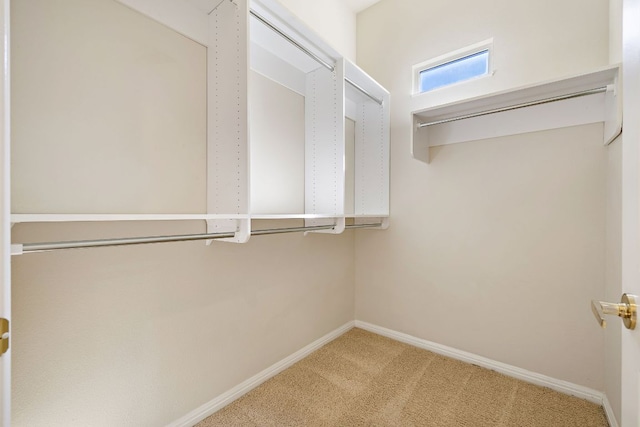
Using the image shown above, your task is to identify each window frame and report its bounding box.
[412,39,494,95]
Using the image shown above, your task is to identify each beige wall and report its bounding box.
[9,0,619,425]
[12,221,354,426]
[278,0,356,61]
[610,0,623,64]
[355,0,610,390]
[11,0,207,214]
[10,0,355,425]
[249,71,305,215]
[362,1,609,112]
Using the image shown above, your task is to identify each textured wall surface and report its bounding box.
[355,0,610,390]
[10,0,357,425]
[278,0,356,60]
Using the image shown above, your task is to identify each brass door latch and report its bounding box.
[591,294,637,330]
[0,318,8,355]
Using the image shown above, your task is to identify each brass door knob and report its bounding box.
[591,294,637,330]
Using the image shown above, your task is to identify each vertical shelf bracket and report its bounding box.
[206,218,251,244]
[604,79,622,145]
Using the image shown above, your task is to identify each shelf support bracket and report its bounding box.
[206,219,250,244]
[304,217,345,235]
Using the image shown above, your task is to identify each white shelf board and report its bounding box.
[345,60,390,102]
[413,65,619,120]
[11,214,249,224]
[116,0,210,46]
[411,64,621,163]
[11,214,363,224]
[250,214,342,219]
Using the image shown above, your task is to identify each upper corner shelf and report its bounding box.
[411,65,621,163]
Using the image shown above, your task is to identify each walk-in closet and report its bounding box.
[1,0,639,426]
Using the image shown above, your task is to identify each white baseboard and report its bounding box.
[354,321,605,405]
[167,321,356,427]
[355,321,624,426]
[169,319,619,427]
[602,393,619,427]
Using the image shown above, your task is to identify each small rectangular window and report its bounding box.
[413,40,493,95]
[419,50,489,92]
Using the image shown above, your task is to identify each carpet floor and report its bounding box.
[197,328,609,426]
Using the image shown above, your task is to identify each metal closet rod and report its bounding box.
[16,223,383,254]
[345,78,384,105]
[345,223,383,229]
[417,86,608,128]
[249,10,335,72]
[249,10,383,106]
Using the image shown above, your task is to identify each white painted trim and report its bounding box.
[0,0,10,424]
[602,393,620,427]
[167,321,355,427]
[620,2,640,424]
[354,321,605,404]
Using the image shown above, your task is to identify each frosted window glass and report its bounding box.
[419,50,489,92]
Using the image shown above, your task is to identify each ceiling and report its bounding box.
[343,0,382,13]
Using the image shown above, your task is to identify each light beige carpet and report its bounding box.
[197,328,608,426]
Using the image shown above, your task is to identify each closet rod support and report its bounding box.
[249,10,335,73]
[345,78,383,105]
[417,86,608,128]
